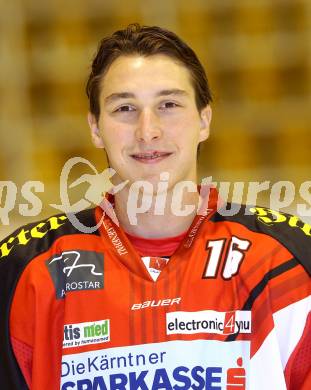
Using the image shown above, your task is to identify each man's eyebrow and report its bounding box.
[104,89,189,104]
[156,89,189,97]
[104,92,135,104]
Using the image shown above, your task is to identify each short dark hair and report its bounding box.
[86,23,212,120]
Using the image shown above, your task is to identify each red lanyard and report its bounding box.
[96,186,219,279]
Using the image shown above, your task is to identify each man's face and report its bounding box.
[88,54,211,190]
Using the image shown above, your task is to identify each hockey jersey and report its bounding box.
[1,189,310,389]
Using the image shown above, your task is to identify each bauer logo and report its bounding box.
[46,250,104,299]
[166,310,251,335]
[63,320,110,348]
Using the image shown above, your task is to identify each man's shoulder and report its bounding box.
[211,204,311,276]
[0,210,99,390]
[0,208,98,266]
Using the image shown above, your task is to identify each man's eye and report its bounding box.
[160,102,179,109]
[115,105,135,112]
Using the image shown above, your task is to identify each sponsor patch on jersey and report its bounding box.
[46,250,104,299]
[63,320,110,349]
[166,310,251,335]
[60,339,250,389]
[131,297,181,310]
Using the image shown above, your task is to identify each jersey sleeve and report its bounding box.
[9,248,38,389]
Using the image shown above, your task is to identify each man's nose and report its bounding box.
[135,109,162,142]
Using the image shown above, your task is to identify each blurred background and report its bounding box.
[1,0,311,239]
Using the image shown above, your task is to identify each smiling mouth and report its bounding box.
[130,151,173,163]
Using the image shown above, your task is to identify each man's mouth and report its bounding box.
[130,151,173,163]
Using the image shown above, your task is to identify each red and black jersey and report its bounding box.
[0,191,310,389]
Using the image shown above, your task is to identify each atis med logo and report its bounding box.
[46,250,104,299]
[63,319,110,349]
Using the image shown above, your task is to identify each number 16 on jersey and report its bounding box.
[203,236,251,280]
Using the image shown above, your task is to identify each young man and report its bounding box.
[1,24,310,390]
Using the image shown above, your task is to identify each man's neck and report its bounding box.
[114,187,200,238]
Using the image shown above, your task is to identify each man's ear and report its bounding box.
[88,112,105,148]
[199,105,212,143]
